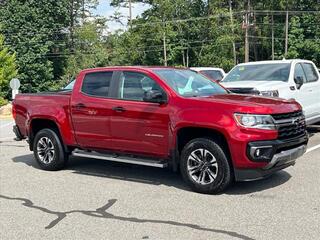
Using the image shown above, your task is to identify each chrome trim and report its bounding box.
[273,116,306,127]
[72,150,167,168]
[263,145,307,170]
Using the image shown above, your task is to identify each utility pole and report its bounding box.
[284,3,289,56]
[271,14,274,60]
[128,0,132,28]
[186,48,189,67]
[163,31,167,66]
[70,0,75,53]
[229,0,237,64]
[244,0,251,63]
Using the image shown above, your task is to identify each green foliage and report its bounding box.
[0,0,70,92]
[106,0,319,70]
[0,96,8,106]
[287,14,320,66]
[1,0,319,92]
[59,20,109,89]
[0,34,17,99]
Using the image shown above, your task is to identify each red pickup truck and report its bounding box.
[12,67,308,193]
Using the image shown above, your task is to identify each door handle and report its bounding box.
[73,103,86,109]
[112,106,126,112]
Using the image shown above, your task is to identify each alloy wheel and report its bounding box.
[187,148,218,185]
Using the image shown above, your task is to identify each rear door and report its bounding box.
[109,71,170,157]
[71,71,116,150]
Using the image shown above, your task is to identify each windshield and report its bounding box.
[223,63,291,82]
[154,69,227,97]
[63,80,75,90]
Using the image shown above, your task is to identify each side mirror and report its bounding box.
[294,76,304,89]
[143,90,166,104]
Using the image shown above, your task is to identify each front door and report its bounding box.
[110,71,170,157]
[300,63,320,119]
[294,63,320,120]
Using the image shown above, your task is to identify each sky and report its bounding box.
[93,0,150,32]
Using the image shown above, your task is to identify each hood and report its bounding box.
[221,80,287,90]
[190,94,301,115]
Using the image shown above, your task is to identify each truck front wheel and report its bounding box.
[180,138,232,194]
[33,128,68,171]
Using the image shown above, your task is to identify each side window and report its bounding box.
[82,71,113,97]
[119,71,163,101]
[302,63,318,82]
[294,64,307,83]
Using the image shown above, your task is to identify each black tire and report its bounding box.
[180,138,232,194]
[33,128,68,171]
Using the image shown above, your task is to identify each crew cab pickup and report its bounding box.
[221,60,320,125]
[12,67,308,194]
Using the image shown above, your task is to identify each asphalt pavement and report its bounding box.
[0,118,319,240]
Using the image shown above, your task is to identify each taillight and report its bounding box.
[12,103,17,120]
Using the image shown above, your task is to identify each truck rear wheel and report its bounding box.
[180,138,232,194]
[33,128,68,171]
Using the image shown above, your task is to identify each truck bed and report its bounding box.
[13,91,75,145]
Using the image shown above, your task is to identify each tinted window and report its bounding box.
[154,69,227,97]
[302,63,318,82]
[294,64,307,83]
[119,72,163,101]
[200,70,223,81]
[82,72,113,97]
[223,63,290,82]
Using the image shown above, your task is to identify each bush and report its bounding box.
[0,97,8,107]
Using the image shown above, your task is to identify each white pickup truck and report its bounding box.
[221,60,320,125]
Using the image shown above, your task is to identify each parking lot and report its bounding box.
[0,118,319,240]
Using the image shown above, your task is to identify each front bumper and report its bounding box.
[246,134,308,162]
[234,144,307,181]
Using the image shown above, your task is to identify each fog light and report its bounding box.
[248,145,274,162]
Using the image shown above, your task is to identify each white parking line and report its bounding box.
[0,121,14,129]
[0,137,14,141]
[306,144,320,153]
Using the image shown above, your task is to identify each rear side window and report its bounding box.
[82,72,113,97]
[302,63,318,82]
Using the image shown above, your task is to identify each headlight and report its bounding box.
[260,90,279,97]
[234,113,276,130]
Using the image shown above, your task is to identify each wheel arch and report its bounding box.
[174,126,233,171]
[28,118,67,152]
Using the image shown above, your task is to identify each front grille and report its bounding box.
[272,111,306,140]
[272,111,303,121]
[228,88,260,95]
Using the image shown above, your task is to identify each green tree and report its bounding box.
[60,19,109,87]
[0,0,70,92]
[0,34,17,101]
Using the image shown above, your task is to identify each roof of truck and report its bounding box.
[190,67,224,71]
[236,59,314,66]
[81,66,185,72]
